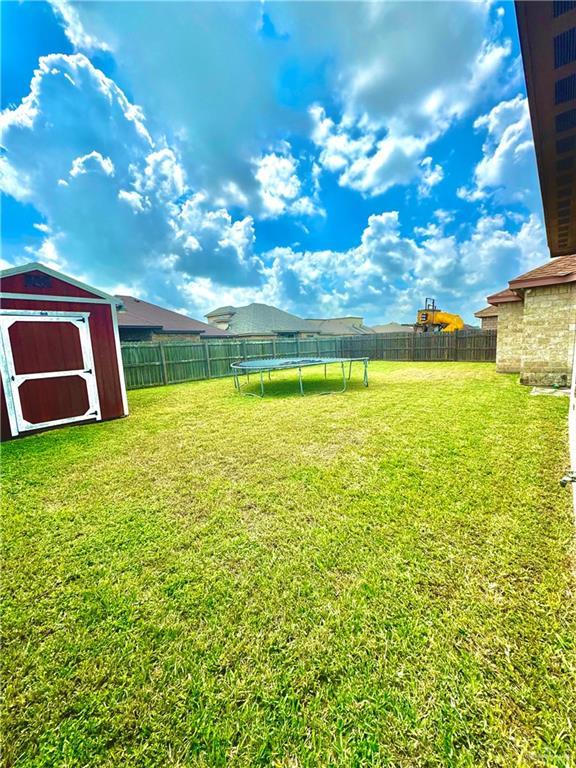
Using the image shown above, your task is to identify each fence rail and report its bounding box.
[120,330,497,390]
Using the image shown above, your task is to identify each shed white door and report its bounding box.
[0,311,101,435]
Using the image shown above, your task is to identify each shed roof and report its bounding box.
[0,262,122,306]
[117,295,233,336]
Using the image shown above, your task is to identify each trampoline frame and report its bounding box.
[231,357,369,397]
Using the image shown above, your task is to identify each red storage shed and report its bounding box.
[0,262,128,440]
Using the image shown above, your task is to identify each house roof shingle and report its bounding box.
[474,306,498,318]
[205,303,314,335]
[117,295,232,336]
[487,288,523,305]
[305,317,375,335]
[371,322,414,334]
[508,254,576,289]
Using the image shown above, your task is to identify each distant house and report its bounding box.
[117,295,233,342]
[371,322,414,334]
[305,317,375,335]
[474,306,498,331]
[487,255,576,387]
[205,303,375,338]
[205,303,317,338]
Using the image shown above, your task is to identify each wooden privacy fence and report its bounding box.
[121,330,497,390]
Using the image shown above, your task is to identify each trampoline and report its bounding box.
[231,357,369,397]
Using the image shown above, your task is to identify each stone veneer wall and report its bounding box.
[520,284,576,387]
[495,301,524,373]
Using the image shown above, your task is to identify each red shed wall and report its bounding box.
[0,298,125,438]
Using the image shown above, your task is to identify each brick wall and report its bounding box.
[150,332,203,343]
[520,284,576,387]
[495,301,524,373]
[480,315,498,331]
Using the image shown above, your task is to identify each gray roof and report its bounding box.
[206,305,235,317]
[371,322,415,334]
[205,303,315,335]
[474,305,498,318]
[306,317,376,335]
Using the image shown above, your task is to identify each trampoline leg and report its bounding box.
[260,370,264,397]
[364,359,369,386]
[233,370,238,391]
[324,364,327,380]
[348,360,352,380]
[298,367,304,396]
[341,361,347,392]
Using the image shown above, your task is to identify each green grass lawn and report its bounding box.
[2,362,575,767]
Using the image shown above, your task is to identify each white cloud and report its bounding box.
[70,151,115,178]
[253,143,323,219]
[48,1,514,203]
[3,2,544,326]
[253,209,547,326]
[458,95,539,208]
[47,0,109,52]
[118,189,146,213]
[310,105,430,197]
[254,149,301,217]
[418,157,444,198]
[1,53,261,296]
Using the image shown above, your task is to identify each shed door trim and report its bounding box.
[0,310,101,435]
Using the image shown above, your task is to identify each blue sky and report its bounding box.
[1,0,546,324]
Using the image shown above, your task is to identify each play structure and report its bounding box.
[231,357,369,397]
[415,298,464,333]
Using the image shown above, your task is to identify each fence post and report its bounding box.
[158,342,168,385]
[204,341,212,378]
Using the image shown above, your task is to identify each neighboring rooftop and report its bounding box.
[474,306,499,318]
[205,303,314,336]
[487,288,523,305]
[117,295,232,336]
[305,317,375,335]
[371,322,415,334]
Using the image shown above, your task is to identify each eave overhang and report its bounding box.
[515,1,576,257]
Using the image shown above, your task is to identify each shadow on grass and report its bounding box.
[235,371,369,399]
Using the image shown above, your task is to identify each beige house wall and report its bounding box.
[520,284,576,387]
[495,302,524,373]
